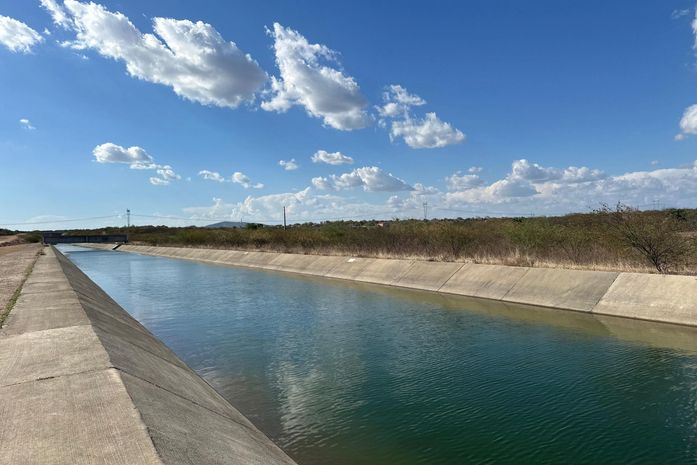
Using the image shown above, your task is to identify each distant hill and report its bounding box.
[204,221,248,229]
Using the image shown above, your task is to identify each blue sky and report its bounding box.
[2,0,697,228]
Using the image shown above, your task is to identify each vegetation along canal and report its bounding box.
[60,245,697,465]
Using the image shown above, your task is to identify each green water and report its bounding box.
[61,246,697,465]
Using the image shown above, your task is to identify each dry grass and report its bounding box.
[0,244,42,327]
[63,208,697,275]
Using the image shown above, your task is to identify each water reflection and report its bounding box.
[61,246,697,465]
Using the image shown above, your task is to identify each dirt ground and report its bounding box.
[0,235,21,248]
[0,244,42,317]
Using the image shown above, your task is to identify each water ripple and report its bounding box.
[63,247,697,465]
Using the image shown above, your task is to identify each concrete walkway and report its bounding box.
[0,246,298,465]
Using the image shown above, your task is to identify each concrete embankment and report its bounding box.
[0,246,298,465]
[97,244,697,327]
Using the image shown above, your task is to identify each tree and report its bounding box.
[596,203,692,273]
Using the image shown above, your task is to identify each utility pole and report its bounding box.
[126,209,131,228]
[283,206,287,230]
[423,202,428,221]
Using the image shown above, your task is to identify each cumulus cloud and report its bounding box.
[0,15,44,53]
[311,149,354,165]
[440,159,697,216]
[198,169,263,188]
[198,170,226,182]
[413,183,439,195]
[93,142,153,165]
[377,85,426,119]
[279,158,299,171]
[53,1,266,108]
[232,171,263,189]
[154,165,180,182]
[445,172,483,191]
[510,159,605,183]
[379,85,465,149]
[261,23,370,130]
[312,166,412,192]
[390,113,465,149]
[183,187,415,224]
[676,104,697,140]
[148,177,169,186]
[178,159,697,223]
[19,118,36,130]
[92,142,178,185]
[40,0,71,27]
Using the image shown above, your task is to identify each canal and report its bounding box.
[60,246,697,465]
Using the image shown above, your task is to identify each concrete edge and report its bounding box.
[0,245,299,465]
[53,246,300,464]
[78,244,697,327]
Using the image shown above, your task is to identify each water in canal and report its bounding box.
[60,246,697,465]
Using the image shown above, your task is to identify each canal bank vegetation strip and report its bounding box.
[0,245,299,465]
[85,244,697,327]
[0,244,42,328]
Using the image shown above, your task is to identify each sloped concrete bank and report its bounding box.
[91,244,697,327]
[0,246,298,465]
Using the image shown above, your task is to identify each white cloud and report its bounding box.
[377,84,425,119]
[413,183,439,195]
[312,166,412,192]
[676,104,697,140]
[261,23,370,130]
[198,169,263,188]
[93,142,153,165]
[149,177,169,186]
[487,177,538,198]
[178,160,697,223]
[56,1,266,108]
[92,142,178,185]
[40,0,71,28]
[0,15,43,53]
[510,159,559,182]
[232,171,263,189]
[509,159,605,183]
[672,9,691,20]
[279,158,299,171]
[183,187,415,224]
[390,112,465,149]
[675,14,697,139]
[155,165,180,182]
[379,84,465,149]
[310,149,354,165]
[559,165,607,183]
[441,159,697,215]
[198,170,226,182]
[18,118,36,130]
[445,172,483,191]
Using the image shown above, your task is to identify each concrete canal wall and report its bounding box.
[0,246,298,465]
[97,244,697,327]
